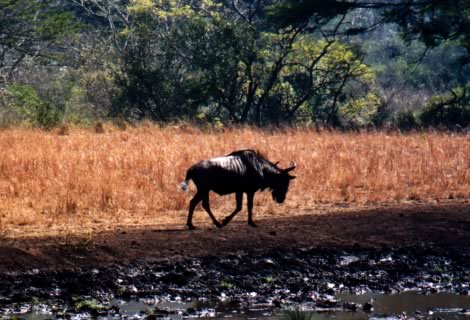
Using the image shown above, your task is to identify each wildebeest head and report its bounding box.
[271,161,296,203]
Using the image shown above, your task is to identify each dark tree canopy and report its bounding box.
[268,0,470,59]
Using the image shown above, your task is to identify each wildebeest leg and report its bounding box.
[187,192,202,230]
[202,194,223,228]
[247,192,257,227]
[222,192,243,226]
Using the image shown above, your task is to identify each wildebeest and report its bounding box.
[180,149,296,229]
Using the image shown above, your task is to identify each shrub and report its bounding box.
[419,85,470,130]
[5,84,64,128]
[339,93,381,128]
[396,111,420,131]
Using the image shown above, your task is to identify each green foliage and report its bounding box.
[5,85,63,128]
[268,1,470,58]
[112,0,378,127]
[262,276,275,284]
[2,0,468,129]
[2,53,115,128]
[395,111,419,131]
[219,280,234,289]
[296,40,376,127]
[37,11,79,42]
[73,298,107,314]
[266,0,352,28]
[419,85,470,130]
[30,296,40,305]
[384,1,470,55]
[267,1,470,128]
[62,85,99,126]
[5,85,42,120]
[2,80,96,128]
[0,0,79,82]
[112,0,211,121]
[366,37,468,93]
[339,93,380,127]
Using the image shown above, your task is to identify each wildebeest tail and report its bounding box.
[179,167,193,192]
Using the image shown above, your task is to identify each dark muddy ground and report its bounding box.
[0,202,469,318]
[1,201,470,272]
[1,246,469,318]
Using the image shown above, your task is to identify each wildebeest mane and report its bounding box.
[227,149,280,178]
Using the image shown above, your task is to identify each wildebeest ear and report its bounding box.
[274,161,280,167]
[288,175,296,180]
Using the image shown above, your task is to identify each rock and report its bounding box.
[272,299,282,308]
[460,309,470,315]
[362,301,374,312]
[344,302,359,311]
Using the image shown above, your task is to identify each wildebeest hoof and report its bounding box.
[215,222,223,229]
[248,221,257,228]
[187,224,196,230]
[222,218,230,226]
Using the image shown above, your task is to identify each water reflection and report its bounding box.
[338,292,470,320]
[7,292,470,320]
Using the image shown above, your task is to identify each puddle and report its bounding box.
[5,292,469,320]
[337,292,470,320]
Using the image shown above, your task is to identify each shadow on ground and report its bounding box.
[1,201,469,271]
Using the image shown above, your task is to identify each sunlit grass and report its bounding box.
[0,125,469,235]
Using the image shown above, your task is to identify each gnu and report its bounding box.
[180,149,296,229]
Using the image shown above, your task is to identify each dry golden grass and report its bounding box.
[0,125,469,236]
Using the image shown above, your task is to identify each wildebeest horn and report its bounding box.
[284,160,296,172]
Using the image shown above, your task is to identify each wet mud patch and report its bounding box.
[0,245,469,319]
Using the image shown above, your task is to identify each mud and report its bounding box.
[1,245,469,318]
[1,202,469,318]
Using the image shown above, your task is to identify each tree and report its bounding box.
[268,0,470,60]
[419,83,470,129]
[0,0,78,86]
[71,0,131,54]
[109,0,376,126]
[0,0,382,127]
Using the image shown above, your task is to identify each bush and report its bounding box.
[419,85,470,130]
[396,111,420,131]
[339,92,381,128]
[5,84,64,128]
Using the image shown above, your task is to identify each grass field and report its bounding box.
[0,125,469,235]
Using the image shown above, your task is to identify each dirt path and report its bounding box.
[1,201,469,272]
